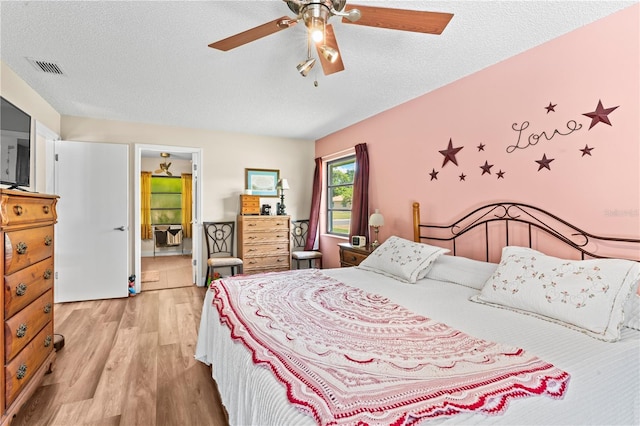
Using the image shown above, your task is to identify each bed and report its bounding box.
[195,201,640,425]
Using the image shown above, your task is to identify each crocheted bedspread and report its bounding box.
[211,269,569,426]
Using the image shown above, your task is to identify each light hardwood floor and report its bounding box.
[11,286,228,426]
[141,255,194,292]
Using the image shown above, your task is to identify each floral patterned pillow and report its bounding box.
[471,246,640,342]
[358,236,449,283]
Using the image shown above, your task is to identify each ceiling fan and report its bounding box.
[209,0,453,77]
[155,152,173,176]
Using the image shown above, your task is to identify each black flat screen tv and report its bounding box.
[1,97,31,188]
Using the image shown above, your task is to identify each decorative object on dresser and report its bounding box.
[291,220,323,269]
[368,209,384,248]
[237,215,290,274]
[203,222,243,285]
[338,242,373,267]
[239,194,260,215]
[276,178,289,216]
[0,189,58,425]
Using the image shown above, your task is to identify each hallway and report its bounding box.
[141,255,194,291]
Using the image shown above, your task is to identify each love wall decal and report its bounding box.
[427,99,619,182]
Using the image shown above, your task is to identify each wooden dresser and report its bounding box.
[0,189,58,425]
[339,242,373,267]
[237,215,290,274]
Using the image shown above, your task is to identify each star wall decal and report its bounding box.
[545,102,556,113]
[429,168,439,181]
[497,170,505,179]
[477,143,485,152]
[582,100,619,129]
[480,161,493,175]
[580,145,594,156]
[459,173,466,181]
[536,154,554,171]
[439,139,464,167]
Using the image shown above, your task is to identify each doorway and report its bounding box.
[134,144,203,294]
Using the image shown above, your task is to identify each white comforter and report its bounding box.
[195,267,640,425]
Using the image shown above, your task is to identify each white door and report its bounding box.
[54,140,129,302]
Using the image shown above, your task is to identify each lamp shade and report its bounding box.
[369,209,384,227]
[277,178,290,190]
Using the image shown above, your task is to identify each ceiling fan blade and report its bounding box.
[315,24,345,76]
[209,16,297,51]
[342,5,453,35]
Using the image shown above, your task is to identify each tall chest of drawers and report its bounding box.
[0,189,58,425]
[237,215,290,274]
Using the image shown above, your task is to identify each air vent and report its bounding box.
[26,58,65,75]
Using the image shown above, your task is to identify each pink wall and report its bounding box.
[316,5,639,268]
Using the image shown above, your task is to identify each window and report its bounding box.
[327,155,355,236]
[150,176,182,225]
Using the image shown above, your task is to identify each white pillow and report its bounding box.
[471,246,640,342]
[623,293,640,331]
[357,236,448,283]
[425,255,498,290]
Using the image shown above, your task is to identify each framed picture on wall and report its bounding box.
[245,168,279,197]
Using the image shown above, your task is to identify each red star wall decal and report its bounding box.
[497,170,505,179]
[545,102,556,113]
[477,143,485,151]
[439,139,464,167]
[536,154,554,171]
[580,145,594,156]
[429,168,439,181]
[480,161,493,175]
[582,100,619,129]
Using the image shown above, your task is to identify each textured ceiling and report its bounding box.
[0,1,635,141]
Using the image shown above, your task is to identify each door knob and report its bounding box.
[114,226,126,231]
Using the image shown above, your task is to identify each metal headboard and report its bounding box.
[412,202,640,261]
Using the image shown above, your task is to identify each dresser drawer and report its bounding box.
[0,194,56,228]
[5,322,54,406]
[5,290,53,362]
[242,218,290,232]
[242,242,289,258]
[4,258,54,319]
[243,254,291,273]
[4,225,54,275]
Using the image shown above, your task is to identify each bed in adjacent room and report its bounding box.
[195,202,640,425]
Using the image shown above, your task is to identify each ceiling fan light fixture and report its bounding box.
[319,45,339,63]
[297,57,316,77]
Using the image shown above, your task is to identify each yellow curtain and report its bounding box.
[181,173,192,238]
[141,171,152,240]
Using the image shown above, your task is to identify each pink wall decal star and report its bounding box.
[580,145,594,156]
[480,161,493,175]
[429,168,439,181]
[545,102,556,113]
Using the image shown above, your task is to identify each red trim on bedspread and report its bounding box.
[211,269,569,426]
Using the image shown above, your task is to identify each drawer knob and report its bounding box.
[13,205,23,216]
[44,303,52,314]
[16,283,28,296]
[350,256,357,261]
[44,235,53,246]
[44,269,52,280]
[16,241,28,255]
[43,205,50,214]
[16,364,27,380]
[17,323,27,338]
[44,335,52,347]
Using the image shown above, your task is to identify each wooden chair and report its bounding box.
[291,220,323,269]
[203,221,243,283]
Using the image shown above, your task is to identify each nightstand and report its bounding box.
[338,243,374,267]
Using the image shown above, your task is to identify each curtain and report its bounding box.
[181,173,193,238]
[305,157,323,250]
[141,171,152,240]
[349,143,370,241]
